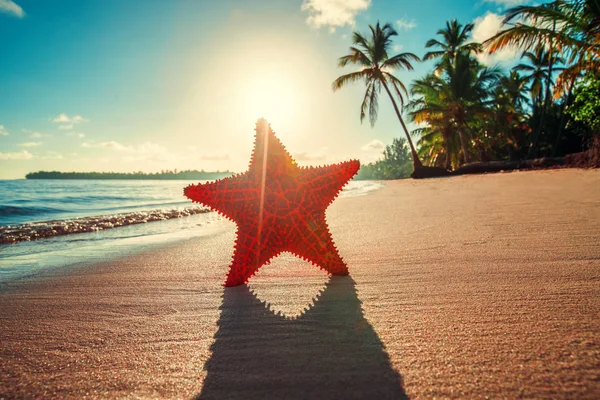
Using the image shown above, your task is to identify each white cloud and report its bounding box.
[200,154,230,161]
[302,0,370,31]
[41,151,64,160]
[361,139,385,152]
[71,115,88,124]
[66,132,85,138]
[0,0,24,18]
[23,129,52,138]
[19,142,42,147]
[472,12,520,65]
[53,113,70,123]
[484,0,532,6]
[0,150,32,160]
[0,125,8,136]
[392,44,404,53]
[52,113,89,128]
[294,147,330,162]
[396,18,417,31]
[360,139,386,163]
[81,140,178,163]
[82,140,127,150]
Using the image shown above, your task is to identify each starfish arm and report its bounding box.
[248,119,296,176]
[300,160,360,207]
[287,213,349,276]
[225,224,282,287]
[184,173,260,222]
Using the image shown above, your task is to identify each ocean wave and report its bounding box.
[0,205,65,217]
[96,200,190,211]
[0,207,211,245]
[58,194,161,202]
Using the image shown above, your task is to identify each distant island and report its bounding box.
[25,170,233,180]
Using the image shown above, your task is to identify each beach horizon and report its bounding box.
[1,169,599,398]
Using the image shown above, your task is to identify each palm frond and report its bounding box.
[338,47,372,67]
[360,81,374,123]
[368,81,380,127]
[352,31,374,59]
[332,70,370,91]
[423,50,445,61]
[382,52,421,69]
[425,39,445,49]
[504,4,580,27]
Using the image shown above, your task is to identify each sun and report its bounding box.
[239,74,296,128]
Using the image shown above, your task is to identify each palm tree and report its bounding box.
[332,22,424,170]
[408,75,456,170]
[424,19,482,71]
[480,71,531,159]
[514,47,554,109]
[485,0,600,95]
[514,44,565,156]
[409,55,502,165]
[413,121,458,170]
[496,70,530,112]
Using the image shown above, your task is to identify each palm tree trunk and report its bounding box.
[552,80,575,157]
[530,26,556,159]
[457,125,470,164]
[380,80,423,169]
[529,86,550,159]
[445,142,452,170]
[464,120,479,163]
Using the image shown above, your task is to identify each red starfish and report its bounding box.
[184,119,360,287]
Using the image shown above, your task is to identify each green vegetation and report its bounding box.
[337,0,599,179]
[355,138,412,180]
[25,170,232,180]
[567,73,600,132]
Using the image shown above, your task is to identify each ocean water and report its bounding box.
[0,180,197,226]
[0,179,382,285]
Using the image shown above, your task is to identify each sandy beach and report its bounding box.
[1,169,599,399]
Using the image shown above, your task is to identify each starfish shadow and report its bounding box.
[196,276,407,399]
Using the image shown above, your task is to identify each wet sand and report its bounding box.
[1,169,599,399]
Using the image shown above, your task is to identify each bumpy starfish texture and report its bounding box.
[184,119,360,286]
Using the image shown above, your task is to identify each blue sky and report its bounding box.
[0,0,533,178]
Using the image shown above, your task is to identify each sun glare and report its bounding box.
[240,75,297,128]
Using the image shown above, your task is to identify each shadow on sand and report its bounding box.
[196,276,407,399]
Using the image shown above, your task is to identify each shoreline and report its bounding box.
[1,169,599,398]
[0,207,211,245]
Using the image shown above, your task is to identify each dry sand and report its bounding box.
[1,169,599,399]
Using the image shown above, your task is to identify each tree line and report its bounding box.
[25,170,233,180]
[336,0,600,179]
